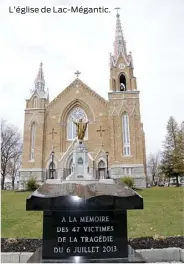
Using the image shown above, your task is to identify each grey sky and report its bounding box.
[0,0,184,155]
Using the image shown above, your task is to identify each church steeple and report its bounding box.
[110,9,133,68]
[109,10,136,92]
[35,62,45,91]
[26,62,49,109]
[113,9,127,59]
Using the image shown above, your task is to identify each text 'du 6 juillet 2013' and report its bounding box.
[43,212,127,259]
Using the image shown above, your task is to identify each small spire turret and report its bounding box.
[35,62,45,91]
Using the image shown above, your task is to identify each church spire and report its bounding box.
[35,62,45,91]
[113,8,127,59]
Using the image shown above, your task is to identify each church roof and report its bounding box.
[47,78,108,109]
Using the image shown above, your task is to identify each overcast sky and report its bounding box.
[0,0,184,155]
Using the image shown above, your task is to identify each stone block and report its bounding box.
[137,247,180,262]
[180,248,184,262]
[1,253,20,263]
[20,252,33,263]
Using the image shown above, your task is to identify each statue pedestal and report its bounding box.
[66,140,94,181]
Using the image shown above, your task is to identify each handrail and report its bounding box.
[59,138,77,162]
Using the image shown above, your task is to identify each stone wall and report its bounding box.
[111,164,146,189]
[19,169,45,189]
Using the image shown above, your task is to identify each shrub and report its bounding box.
[120,176,134,188]
[26,177,39,191]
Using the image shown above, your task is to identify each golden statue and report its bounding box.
[73,118,89,140]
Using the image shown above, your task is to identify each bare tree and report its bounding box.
[1,120,22,190]
[7,151,22,189]
[147,152,161,185]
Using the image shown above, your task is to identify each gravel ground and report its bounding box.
[1,236,184,252]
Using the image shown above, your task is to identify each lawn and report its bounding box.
[1,187,184,238]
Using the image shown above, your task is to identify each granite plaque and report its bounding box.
[26,181,144,263]
[42,210,127,260]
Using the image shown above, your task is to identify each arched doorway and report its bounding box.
[98,160,106,179]
[49,162,56,179]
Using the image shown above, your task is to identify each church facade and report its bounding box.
[20,12,147,188]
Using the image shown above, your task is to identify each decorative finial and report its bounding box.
[74,70,81,78]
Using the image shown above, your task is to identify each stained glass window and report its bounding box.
[67,107,88,140]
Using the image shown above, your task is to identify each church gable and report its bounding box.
[45,78,109,125]
[43,78,110,158]
[114,53,129,68]
[26,91,39,109]
[47,78,108,111]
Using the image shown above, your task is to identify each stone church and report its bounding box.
[20,12,147,188]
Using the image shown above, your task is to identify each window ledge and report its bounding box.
[29,160,35,163]
[122,155,133,158]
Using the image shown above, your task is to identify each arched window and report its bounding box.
[98,160,105,168]
[78,157,83,165]
[122,112,131,156]
[30,123,36,160]
[67,107,88,140]
[119,74,126,91]
[33,97,38,108]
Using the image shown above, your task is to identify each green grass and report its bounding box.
[1,187,184,238]
[128,187,184,237]
[1,191,42,238]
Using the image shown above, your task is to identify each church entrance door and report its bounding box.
[98,160,106,179]
[98,168,105,179]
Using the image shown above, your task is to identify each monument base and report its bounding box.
[26,180,144,263]
[27,245,146,263]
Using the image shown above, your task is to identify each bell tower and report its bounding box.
[108,9,147,189]
[19,62,49,189]
[109,9,137,92]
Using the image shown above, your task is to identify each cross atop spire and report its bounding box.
[114,7,120,15]
[35,62,45,91]
[113,9,127,59]
[74,70,81,78]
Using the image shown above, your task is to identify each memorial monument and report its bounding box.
[26,119,145,263]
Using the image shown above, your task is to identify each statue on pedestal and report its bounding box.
[73,119,89,140]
